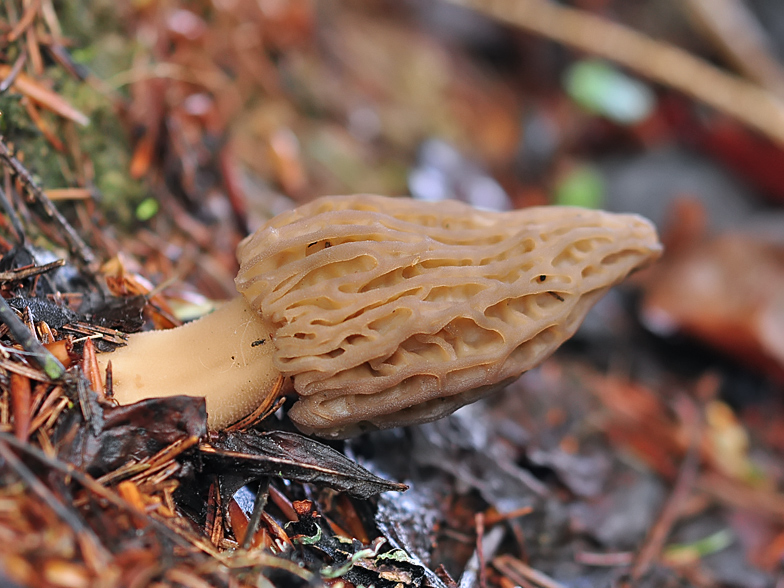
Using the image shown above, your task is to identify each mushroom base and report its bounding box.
[98,296,280,428]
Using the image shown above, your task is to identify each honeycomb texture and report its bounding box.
[236,195,661,437]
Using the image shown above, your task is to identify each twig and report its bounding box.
[205,480,224,547]
[81,338,103,396]
[23,96,66,151]
[443,0,784,145]
[0,184,26,243]
[0,355,54,380]
[7,0,41,43]
[128,435,200,485]
[241,477,270,550]
[0,136,96,268]
[44,188,93,200]
[684,0,784,98]
[493,554,568,588]
[575,550,634,567]
[0,258,65,283]
[459,523,505,588]
[74,369,103,435]
[0,50,27,94]
[0,296,65,379]
[697,470,784,521]
[476,513,487,588]
[25,15,44,75]
[627,395,703,583]
[61,322,127,346]
[225,376,285,432]
[40,0,63,41]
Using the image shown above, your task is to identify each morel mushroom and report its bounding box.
[100,195,661,438]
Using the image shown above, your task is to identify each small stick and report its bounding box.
[0,184,26,243]
[476,513,488,588]
[493,554,568,588]
[22,96,66,152]
[0,355,52,380]
[44,188,92,200]
[81,338,103,397]
[685,0,784,97]
[0,50,27,93]
[445,0,784,145]
[104,360,113,399]
[76,371,102,435]
[241,477,271,550]
[0,258,65,283]
[25,20,43,75]
[460,523,505,588]
[7,0,41,43]
[627,395,702,583]
[205,480,224,547]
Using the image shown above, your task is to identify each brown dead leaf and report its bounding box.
[642,233,784,381]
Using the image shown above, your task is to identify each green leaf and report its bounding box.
[554,164,604,209]
[564,59,655,124]
[135,197,159,221]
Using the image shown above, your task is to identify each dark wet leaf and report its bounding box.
[79,292,147,333]
[570,473,665,549]
[8,296,80,329]
[202,430,407,499]
[527,446,612,498]
[411,413,547,512]
[55,395,207,477]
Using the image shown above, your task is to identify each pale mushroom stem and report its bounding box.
[98,296,281,428]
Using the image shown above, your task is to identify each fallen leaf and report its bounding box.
[201,429,407,499]
[642,233,784,381]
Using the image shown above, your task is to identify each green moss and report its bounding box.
[0,92,64,185]
[0,1,148,227]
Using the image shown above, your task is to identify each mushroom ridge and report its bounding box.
[235,195,661,437]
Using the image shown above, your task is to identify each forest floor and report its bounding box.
[2,1,784,587]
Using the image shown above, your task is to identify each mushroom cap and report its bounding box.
[236,195,661,437]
